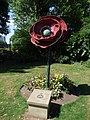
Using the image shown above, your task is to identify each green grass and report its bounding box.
[55,96,87,120]
[0,62,90,120]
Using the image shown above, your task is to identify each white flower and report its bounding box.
[60,84,63,86]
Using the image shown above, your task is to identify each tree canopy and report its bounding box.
[0,0,9,35]
[10,0,90,30]
[9,0,90,62]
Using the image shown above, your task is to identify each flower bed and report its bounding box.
[24,74,77,99]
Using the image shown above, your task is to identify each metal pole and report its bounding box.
[47,47,51,88]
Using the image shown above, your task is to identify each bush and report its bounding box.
[56,55,70,64]
[83,59,90,68]
[66,17,90,62]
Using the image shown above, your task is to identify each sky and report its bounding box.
[6,11,16,44]
[5,6,56,44]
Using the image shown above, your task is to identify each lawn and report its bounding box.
[0,62,90,120]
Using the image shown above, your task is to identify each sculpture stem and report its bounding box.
[47,47,51,88]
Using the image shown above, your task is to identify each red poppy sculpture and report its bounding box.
[30,15,67,48]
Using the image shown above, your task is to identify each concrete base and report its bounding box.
[27,89,52,119]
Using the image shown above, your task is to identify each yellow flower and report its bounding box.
[54,74,59,79]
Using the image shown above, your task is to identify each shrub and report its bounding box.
[66,17,90,62]
[83,59,90,68]
[56,55,70,64]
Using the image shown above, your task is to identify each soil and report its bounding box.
[20,85,79,120]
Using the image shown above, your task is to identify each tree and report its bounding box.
[0,0,9,35]
[66,16,90,62]
[0,36,7,48]
[10,0,90,30]
[9,0,90,62]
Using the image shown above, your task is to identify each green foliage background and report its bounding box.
[9,0,90,63]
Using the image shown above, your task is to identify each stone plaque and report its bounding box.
[27,89,52,119]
